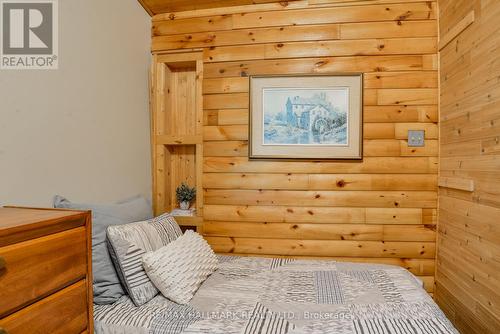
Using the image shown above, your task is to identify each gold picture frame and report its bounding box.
[249,74,363,160]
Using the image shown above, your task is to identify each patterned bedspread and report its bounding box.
[94,256,458,334]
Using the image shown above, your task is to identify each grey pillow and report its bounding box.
[106,213,182,306]
[53,194,153,304]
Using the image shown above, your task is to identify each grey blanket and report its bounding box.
[94,256,458,334]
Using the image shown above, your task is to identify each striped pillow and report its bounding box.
[106,213,182,306]
[142,230,218,304]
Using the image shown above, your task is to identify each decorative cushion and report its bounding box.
[106,213,182,306]
[142,230,218,305]
[53,194,153,305]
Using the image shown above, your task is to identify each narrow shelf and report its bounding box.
[173,216,203,227]
[438,176,475,192]
[155,135,202,145]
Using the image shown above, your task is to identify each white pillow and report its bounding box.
[142,230,218,304]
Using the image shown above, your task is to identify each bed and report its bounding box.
[94,255,457,334]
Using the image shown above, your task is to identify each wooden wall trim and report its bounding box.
[137,0,154,16]
[438,176,474,192]
[438,10,474,50]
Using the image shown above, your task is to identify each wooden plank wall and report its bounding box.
[151,0,439,292]
[436,0,500,332]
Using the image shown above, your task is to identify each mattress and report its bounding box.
[94,256,458,334]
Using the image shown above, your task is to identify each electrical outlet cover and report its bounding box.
[408,130,425,147]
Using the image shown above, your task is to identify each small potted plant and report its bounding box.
[176,182,196,210]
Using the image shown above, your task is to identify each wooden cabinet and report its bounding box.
[0,207,93,334]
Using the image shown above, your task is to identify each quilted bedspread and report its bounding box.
[94,256,458,334]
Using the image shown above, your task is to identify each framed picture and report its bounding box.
[249,74,363,160]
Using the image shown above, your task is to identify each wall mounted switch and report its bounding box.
[408,130,425,147]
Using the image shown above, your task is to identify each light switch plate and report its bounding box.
[408,130,425,147]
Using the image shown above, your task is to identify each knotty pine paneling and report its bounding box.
[435,0,500,332]
[203,55,438,78]
[152,1,438,290]
[140,0,284,16]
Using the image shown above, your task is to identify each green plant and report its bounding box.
[176,182,196,203]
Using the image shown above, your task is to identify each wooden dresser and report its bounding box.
[0,207,93,334]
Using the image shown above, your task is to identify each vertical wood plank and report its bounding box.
[436,0,500,332]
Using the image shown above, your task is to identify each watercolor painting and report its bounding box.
[249,75,362,160]
[262,88,349,146]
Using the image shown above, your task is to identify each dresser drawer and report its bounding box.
[0,280,88,334]
[0,227,87,317]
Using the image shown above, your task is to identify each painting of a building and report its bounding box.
[286,92,334,133]
[263,89,348,145]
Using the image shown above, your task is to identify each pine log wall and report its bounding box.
[435,0,500,332]
[151,0,439,293]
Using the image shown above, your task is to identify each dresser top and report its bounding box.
[0,207,90,246]
[0,207,85,228]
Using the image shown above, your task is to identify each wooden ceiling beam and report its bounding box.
[137,0,290,16]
